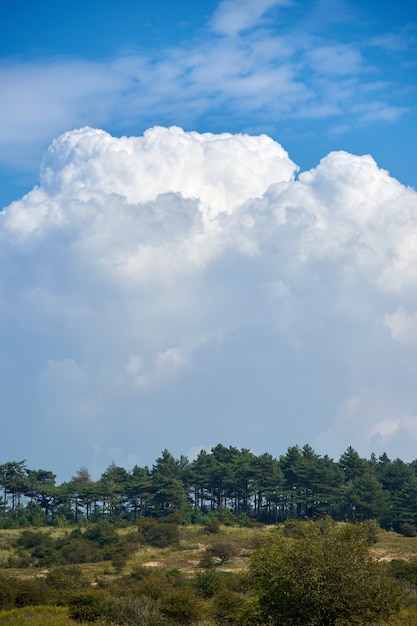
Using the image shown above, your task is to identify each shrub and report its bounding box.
[199,552,215,569]
[194,569,226,598]
[361,518,380,544]
[68,591,106,622]
[0,576,15,610]
[203,518,221,534]
[400,522,417,537]
[207,540,238,564]
[100,595,165,625]
[45,565,90,593]
[390,559,417,585]
[211,588,244,624]
[250,521,403,626]
[160,590,202,624]
[138,518,179,547]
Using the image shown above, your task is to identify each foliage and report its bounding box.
[211,588,245,624]
[68,591,106,622]
[250,520,403,625]
[207,540,238,564]
[194,569,227,598]
[160,590,202,624]
[137,517,180,547]
[390,559,417,586]
[4,443,417,536]
[0,606,75,625]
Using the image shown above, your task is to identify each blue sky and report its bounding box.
[1,0,416,207]
[1,0,417,481]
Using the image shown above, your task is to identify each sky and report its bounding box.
[1,0,417,482]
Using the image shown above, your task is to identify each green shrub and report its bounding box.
[390,559,417,585]
[68,591,106,622]
[211,588,244,624]
[45,566,90,593]
[400,522,417,537]
[194,569,226,598]
[83,521,118,546]
[203,518,221,534]
[160,590,201,624]
[138,518,179,547]
[207,540,238,564]
[0,576,15,610]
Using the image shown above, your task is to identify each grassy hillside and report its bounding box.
[1,522,417,625]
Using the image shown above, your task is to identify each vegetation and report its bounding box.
[2,443,417,623]
[2,444,417,532]
[0,519,417,624]
[250,520,402,625]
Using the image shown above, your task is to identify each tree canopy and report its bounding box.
[2,444,417,532]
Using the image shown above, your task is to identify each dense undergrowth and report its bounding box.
[0,518,417,625]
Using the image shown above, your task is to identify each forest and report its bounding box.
[1,443,417,533]
[2,444,417,624]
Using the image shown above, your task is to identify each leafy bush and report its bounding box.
[45,566,90,593]
[390,559,417,585]
[211,588,244,624]
[400,522,417,537]
[0,576,52,610]
[194,569,226,598]
[160,590,202,624]
[202,518,221,534]
[0,576,15,610]
[68,591,106,622]
[250,521,403,626]
[137,518,179,547]
[207,540,238,564]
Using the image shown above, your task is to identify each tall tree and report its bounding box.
[150,450,189,515]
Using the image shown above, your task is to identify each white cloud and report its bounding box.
[384,308,417,347]
[209,0,285,36]
[307,44,363,76]
[2,125,417,476]
[0,0,414,179]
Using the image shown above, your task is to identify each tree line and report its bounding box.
[1,443,417,531]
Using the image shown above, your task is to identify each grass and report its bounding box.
[372,529,417,562]
[0,606,82,625]
[2,523,417,581]
[1,524,417,625]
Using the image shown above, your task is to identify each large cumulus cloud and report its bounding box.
[1,126,417,478]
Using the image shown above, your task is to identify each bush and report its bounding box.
[15,530,48,549]
[68,591,106,622]
[361,518,380,544]
[45,566,90,593]
[14,578,52,608]
[390,559,417,585]
[160,590,202,624]
[207,540,238,564]
[283,519,309,538]
[83,521,118,546]
[138,518,180,547]
[199,552,215,569]
[211,588,244,624]
[100,595,165,625]
[250,521,403,626]
[203,518,221,534]
[0,576,15,610]
[400,522,417,537]
[194,569,226,598]
[60,538,93,564]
